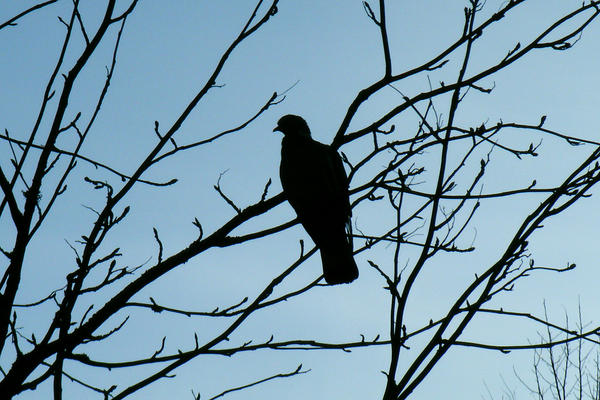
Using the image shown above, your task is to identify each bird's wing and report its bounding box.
[326,146,351,218]
[280,137,352,239]
[321,144,353,249]
[309,141,351,219]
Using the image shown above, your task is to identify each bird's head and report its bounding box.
[273,114,311,138]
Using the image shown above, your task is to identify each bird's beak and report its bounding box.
[273,125,281,133]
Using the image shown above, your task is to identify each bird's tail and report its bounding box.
[319,239,359,285]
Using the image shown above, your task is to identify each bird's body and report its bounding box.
[275,115,358,284]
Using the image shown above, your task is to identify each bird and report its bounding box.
[274,114,358,284]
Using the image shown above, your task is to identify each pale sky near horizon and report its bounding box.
[2,1,600,399]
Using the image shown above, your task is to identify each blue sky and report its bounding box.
[2,1,600,399]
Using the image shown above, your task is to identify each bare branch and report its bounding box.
[0,1,58,31]
[207,365,309,400]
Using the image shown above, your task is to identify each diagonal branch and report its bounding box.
[0,0,58,31]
